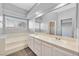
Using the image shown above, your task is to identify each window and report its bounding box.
[5,16,27,33]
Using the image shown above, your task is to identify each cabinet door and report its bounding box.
[34,38,42,56]
[42,42,52,56]
[28,37,34,51]
[52,46,74,56]
[0,38,5,55]
[41,45,45,56]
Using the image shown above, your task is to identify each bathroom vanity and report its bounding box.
[28,33,79,56]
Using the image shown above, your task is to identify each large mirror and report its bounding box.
[61,18,73,37]
[29,3,77,38]
[5,15,27,34]
[31,3,77,39]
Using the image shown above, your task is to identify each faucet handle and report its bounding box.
[56,37,61,40]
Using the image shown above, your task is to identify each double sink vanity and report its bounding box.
[28,33,79,56]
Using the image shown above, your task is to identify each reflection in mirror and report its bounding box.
[31,3,76,39]
[55,3,76,39]
[48,21,56,35]
[5,16,27,34]
[61,18,73,37]
[39,3,76,39]
[35,17,43,32]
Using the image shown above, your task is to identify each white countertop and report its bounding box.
[30,33,79,54]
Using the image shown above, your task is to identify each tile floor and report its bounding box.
[8,47,36,56]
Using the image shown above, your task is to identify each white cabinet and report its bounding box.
[28,37,34,51]
[28,37,42,56]
[34,38,42,56]
[0,38,5,55]
[52,46,74,56]
[42,42,74,56]
[29,36,76,56]
[42,42,52,56]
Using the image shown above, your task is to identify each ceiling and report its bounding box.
[11,3,59,19]
[53,3,76,13]
[11,3,73,19]
[12,3,35,11]
[26,3,59,19]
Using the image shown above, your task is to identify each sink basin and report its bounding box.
[50,38,67,45]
